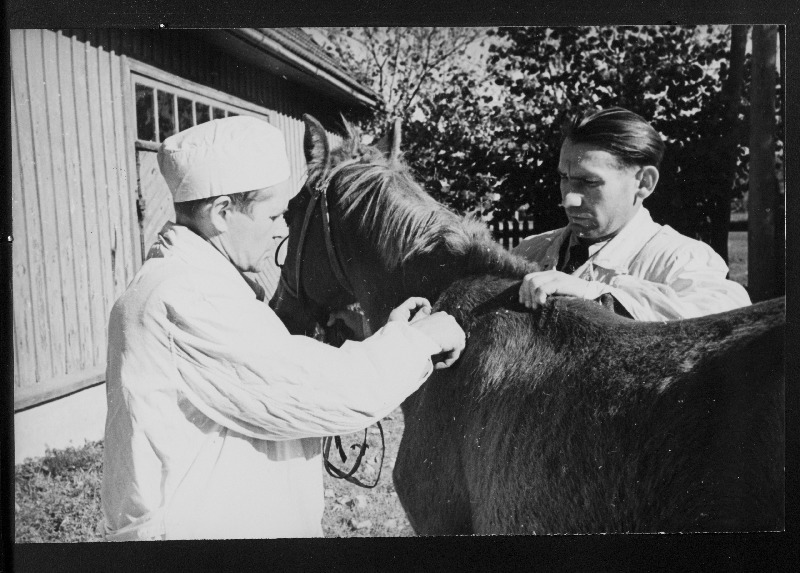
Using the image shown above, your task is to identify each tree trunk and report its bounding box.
[708,25,748,264]
[747,25,780,301]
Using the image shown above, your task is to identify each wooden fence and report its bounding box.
[490,219,535,250]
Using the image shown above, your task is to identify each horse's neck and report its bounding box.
[355,245,532,335]
[402,236,534,303]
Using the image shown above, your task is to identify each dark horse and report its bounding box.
[270,115,785,534]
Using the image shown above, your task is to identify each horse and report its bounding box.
[270,115,785,534]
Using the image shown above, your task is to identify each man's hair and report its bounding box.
[173,190,260,222]
[561,107,666,169]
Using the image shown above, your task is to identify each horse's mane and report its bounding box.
[326,123,535,279]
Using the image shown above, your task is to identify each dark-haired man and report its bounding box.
[515,107,750,320]
[102,116,465,540]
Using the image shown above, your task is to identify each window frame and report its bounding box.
[129,60,274,151]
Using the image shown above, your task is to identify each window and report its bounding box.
[157,91,176,141]
[135,84,155,141]
[133,74,269,144]
[195,102,210,125]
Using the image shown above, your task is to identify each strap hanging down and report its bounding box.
[322,422,385,489]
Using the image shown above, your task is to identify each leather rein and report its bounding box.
[278,165,386,489]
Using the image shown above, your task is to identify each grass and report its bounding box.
[15,441,105,542]
[15,407,412,542]
[727,231,748,288]
[320,408,414,538]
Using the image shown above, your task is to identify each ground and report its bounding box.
[14,234,748,542]
[14,408,413,542]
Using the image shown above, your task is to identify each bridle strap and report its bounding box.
[274,236,289,269]
[291,187,321,309]
[322,422,385,489]
[319,186,357,297]
[286,166,358,311]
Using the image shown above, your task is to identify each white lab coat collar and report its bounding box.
[533,207,661,275]
[589,207,661,273]
[149,222,258,300]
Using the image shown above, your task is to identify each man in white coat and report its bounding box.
[101,116,466,540]
[515,107,750,321]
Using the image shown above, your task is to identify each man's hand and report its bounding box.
[327,305,369,338]
[387,297,432,324]
[388,297,465,369]
[519,270,590,309]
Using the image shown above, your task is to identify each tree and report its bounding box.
[748,25,782,301]
[485,27,758,238]
[310,27,485,123]
[312,26,782,267]
[707,25,748,263]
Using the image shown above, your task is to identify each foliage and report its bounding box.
[313,27,484,122]
[408,26,760,238]
[317,25,788,249]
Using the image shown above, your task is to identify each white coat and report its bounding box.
[512,208,751,321]
[101,223,439,540]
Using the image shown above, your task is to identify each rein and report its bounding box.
[281,163,386,488]
[322,424,385,489]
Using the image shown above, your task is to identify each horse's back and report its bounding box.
[412,282,785,533]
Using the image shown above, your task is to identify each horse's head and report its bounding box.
[270,114,531,335]
[270,114,408,334]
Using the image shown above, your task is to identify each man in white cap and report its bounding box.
[515,107,750,320]
[101,116,465,540]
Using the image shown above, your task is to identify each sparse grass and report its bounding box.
[727,230,748,288]
[15,408,412,542]
[15,441,105,542]
[320,408,414,537]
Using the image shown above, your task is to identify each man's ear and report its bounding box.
[635,166,659,203]
[207,195,233,233]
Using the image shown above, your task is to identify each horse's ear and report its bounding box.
[303,114,331,189]
[374,118,402,162]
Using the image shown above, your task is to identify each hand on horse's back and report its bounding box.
[388,297,466,370]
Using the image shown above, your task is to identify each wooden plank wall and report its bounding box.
[11,29,139,410]
[57,29,356,135]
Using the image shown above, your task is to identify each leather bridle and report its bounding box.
[277,163,385,489]
[278,166,357,315]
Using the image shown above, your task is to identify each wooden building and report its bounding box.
[11,28,380,461]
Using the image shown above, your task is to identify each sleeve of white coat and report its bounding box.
[582,243,751,321]
[161,286,440,441]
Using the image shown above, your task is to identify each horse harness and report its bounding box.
[278,164,386,489]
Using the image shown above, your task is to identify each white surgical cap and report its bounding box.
[157,116,291,203]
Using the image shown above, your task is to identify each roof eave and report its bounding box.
[217,28,382,110]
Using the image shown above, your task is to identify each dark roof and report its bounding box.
[269,28,351,77]
[257,28,381,107]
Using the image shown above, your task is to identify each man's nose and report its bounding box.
[560,192,583,208]
[271,215,289,239]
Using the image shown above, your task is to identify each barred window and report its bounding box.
[133,75,268,144]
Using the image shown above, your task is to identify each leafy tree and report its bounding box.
[310,27,484,122]
[313,26,782,262]
[408,26,760,246]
